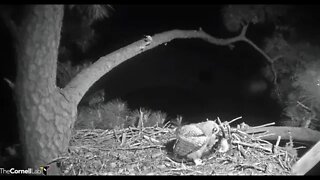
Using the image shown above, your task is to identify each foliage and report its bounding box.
[75,99,168,130]
[222,5,320,130]
[57,5,114,89]
[75,99,130,130]
[68,4,113,24]
[130,108,167,128]
[262,34,320,130]
[222,5,288,32]
[94,99,130,130]
[59,5,113,63]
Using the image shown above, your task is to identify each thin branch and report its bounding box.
[240,24,249,37]
[296,101,312,112]
[241,38,278,83]
[232,140,272,153]
[249,122,276,130]
[227,116,243,125]
[275,136,281,149]
[115,144,164,151]
[240,38,273,64]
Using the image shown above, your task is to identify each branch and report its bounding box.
[62,26,277,105]
[236,24,280,86]
[244,126,320,144]
[292,140,320,175]
[240,36,279,85]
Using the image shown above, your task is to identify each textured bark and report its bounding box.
[245,126,320,144]
[14,5,77,169]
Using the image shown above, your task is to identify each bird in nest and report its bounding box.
[173,120,221,165]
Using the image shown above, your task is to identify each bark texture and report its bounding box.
[14,5,77,169]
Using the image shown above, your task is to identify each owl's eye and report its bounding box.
[212,126,219,134]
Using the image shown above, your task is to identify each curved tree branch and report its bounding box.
[62,26,279,106]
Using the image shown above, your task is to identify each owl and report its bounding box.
[173,120,220,165]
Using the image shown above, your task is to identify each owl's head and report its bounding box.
[196,120,219,136]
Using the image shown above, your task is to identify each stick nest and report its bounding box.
[54,119,299,175]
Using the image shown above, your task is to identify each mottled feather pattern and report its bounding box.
[178,124,205,137]
[173,137,202,157]
[173,120,219,164]
[179,136,208,147]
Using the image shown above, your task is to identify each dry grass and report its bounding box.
[53,117,299,175]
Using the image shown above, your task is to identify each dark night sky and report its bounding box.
[1,5,320,146]
[88,5,281,124]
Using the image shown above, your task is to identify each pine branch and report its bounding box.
[63,26,279,106]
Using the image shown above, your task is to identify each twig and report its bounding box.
[296,101,312,112]
[235,163,266,172]
[293,146,306,150]
[273,136,282,154]
[100,129,111,136]
[165,157,180,165]
[275,136,281,148]
[238,145,248,159]
[138,108,144,130]
[232,140,272,153]
[240,24,248,37]
[163,121,171,128]
[231,129,248,136]
[241,37,279,85]
[254,133,276,140]
[116,144,164,151]
[277,157,286,170]
[231,128,274,145]
[231,133,241,141]
[120,132,126,146]
[113,129,120,143]
[249,122,276,130]
[143,135,160,144]
[217,117,222,125]
[150,129,170,136]
[227,116,242,125]
[252,136,274,145]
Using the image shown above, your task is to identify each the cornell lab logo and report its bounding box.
[39,165,49,175]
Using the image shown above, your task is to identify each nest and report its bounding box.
[53,117,299,175]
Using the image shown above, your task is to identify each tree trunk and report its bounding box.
[14,5,77,170]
